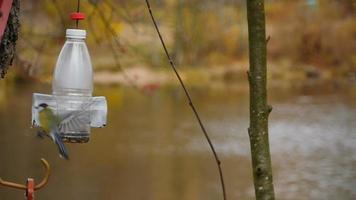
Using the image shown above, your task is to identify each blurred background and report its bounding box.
[0,0,355,199]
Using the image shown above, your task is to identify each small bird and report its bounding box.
[36,103,69,160]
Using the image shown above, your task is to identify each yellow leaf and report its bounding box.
[111,22,123,34]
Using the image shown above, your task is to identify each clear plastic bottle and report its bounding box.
[53,29,93,96]
[52,29,93,143]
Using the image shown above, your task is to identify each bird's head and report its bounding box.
[35,103,49,112]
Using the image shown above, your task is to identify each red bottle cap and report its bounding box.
[70,12,85,20]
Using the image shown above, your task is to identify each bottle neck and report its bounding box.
[66,37,85,42]
[52,88,92,97]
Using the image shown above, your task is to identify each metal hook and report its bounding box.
[0,158,50,191]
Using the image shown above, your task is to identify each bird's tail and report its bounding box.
[52,131,69,160]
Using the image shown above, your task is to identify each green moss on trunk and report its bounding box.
[246,0,275,199]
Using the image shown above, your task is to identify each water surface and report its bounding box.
[0,83,355,200]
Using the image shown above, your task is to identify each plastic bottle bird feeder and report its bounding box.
[32,13,107,143]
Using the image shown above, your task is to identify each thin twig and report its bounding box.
[93,4,127,53]
[144,1,227,199]
[91,2,147,63]
[266,35,271,44]
[102,0,140,33]
[32,40,46,68]
[87,8,102,44]
[92,4,138,89]
[50,0,66,30]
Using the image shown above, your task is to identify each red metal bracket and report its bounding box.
[0,0,13,40]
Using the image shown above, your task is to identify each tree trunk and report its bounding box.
[246,0,275,199]
[0,0,20,79]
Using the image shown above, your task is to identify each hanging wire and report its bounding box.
[144,1,227,200]
[76,0,80,28]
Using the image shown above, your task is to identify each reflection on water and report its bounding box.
[0,83,355,200]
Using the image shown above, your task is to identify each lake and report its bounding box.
[0,82,355,199]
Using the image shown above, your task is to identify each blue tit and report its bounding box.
[36,103,69,160]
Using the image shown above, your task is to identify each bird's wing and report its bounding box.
[57,100,96,133]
